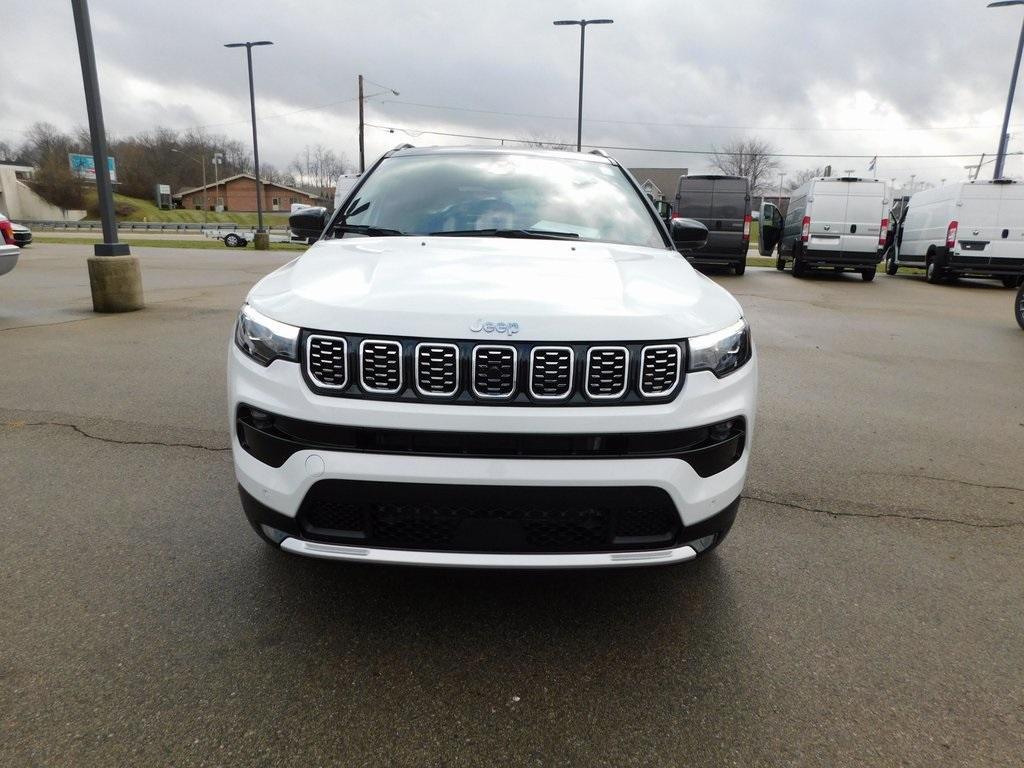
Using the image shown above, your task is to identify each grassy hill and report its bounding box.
[85,193,291,227]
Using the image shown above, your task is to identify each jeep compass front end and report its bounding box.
[228,146,757,568]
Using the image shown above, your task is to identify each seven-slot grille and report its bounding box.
[472,345,517,398]
[415,343,459,396]
[639,344,681,397]
[306,335,348,388]
[586,347,629,399]
[302,334,689,403]
[359,339,403,393]
[529,347,574,399]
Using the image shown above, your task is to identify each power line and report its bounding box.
[380,98,1024,134]
[365,122,1018,160]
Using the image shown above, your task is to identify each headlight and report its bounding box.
[687,318,752,378]
[234,304,299,366]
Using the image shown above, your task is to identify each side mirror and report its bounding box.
[670,217,708,251]
[288,206,328,240]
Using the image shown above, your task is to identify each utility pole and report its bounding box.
[358,74,365,173]
[553,19,614,152]
[71,0,143,312]
[778,172,785,202]
[225,40,273,248]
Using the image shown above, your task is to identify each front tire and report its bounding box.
[861,267,876,282]
[1001,276,1018,289]
[775,255,786,271]
[885,257,899,276]
[1016,285,1024,329]
[734,260,746,276]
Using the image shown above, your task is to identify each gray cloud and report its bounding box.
[3,0,1023,185]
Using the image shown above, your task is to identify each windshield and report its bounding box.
[332,152,667,248]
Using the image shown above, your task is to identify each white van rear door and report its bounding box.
[840,182,885,255]
[988,183,1024,261]
[806,181,846,251]
[957,183,1001,260]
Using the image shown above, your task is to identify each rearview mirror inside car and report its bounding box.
[670,217,708,251]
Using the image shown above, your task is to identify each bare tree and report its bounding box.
[516,133,573,151]
[708,137,782,195]
[787,166,825,191]
[291,144,349,198]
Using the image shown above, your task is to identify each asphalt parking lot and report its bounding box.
[1,243,1022,767]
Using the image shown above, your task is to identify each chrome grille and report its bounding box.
[415,343,460,396]
[360,339,403,393]
[529,347,574,400]
[586,347,629,399]
[472,345,517,398]
[639,344,681,397]
[306,335,348,389]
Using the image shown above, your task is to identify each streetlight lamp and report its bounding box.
[989,1,1024,178]
[225,40,273,248]
[553,18,614,152]
[171,148,207,225]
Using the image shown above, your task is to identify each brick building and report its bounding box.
[176,174,321,212]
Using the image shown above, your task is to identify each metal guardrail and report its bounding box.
[22,220,288,233]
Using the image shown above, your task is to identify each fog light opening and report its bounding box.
[687,534,716,553]
[260,524,289,544]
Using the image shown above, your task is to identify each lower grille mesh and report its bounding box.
[298,481,680,553]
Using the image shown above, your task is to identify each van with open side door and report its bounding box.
[674,174,752,275]
[888,180,1024,287]
[760,177,889,282]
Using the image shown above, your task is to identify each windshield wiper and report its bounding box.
[334,223,405,237]
[428,228,580,240]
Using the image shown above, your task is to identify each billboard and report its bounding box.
[69,153,117,183]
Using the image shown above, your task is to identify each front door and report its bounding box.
[758,202,783,256]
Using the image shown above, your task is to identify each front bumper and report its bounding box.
[229,342,757,566]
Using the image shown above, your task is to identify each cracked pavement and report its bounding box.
[1,245,1022,767]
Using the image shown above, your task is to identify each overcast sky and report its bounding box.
[4,0,1024,187]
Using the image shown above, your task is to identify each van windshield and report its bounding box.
[333,152,667,249]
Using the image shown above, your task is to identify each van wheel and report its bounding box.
[793,258,808,277]
[925,259,945,284]
[1016,286,1024,329]
[1001,276,1018,289]
[734,260,746,276]
[885,257,899,276]
[860,267,876,282]
[775,256,786,271]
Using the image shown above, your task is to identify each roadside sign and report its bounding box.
[69,153,117,183]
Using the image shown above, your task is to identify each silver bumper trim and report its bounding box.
[279,538,698,569]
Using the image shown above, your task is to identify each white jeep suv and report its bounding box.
[229,146,757,568]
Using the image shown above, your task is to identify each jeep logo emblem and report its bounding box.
[470,319,519,335]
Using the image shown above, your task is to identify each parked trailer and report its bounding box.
[760,177,889,282]
[890,179,1024,287]
[202,229,302,247]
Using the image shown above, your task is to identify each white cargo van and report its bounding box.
[759,177,889,281]
[889,180,1024,287]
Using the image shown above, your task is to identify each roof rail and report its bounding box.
[588,148,612,160]
[392,143,415,152]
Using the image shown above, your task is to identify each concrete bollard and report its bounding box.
[87,255,145,313]
[254,232,270,250]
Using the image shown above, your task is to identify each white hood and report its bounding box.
[247,236,744,341]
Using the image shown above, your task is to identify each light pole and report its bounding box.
[553,18,614,152]
[171,148,207,225]
[778,172,786,203]
[989,1,1024,178]
[225,40,272,248]
[71,0,143,312]
[212,152,223,212]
